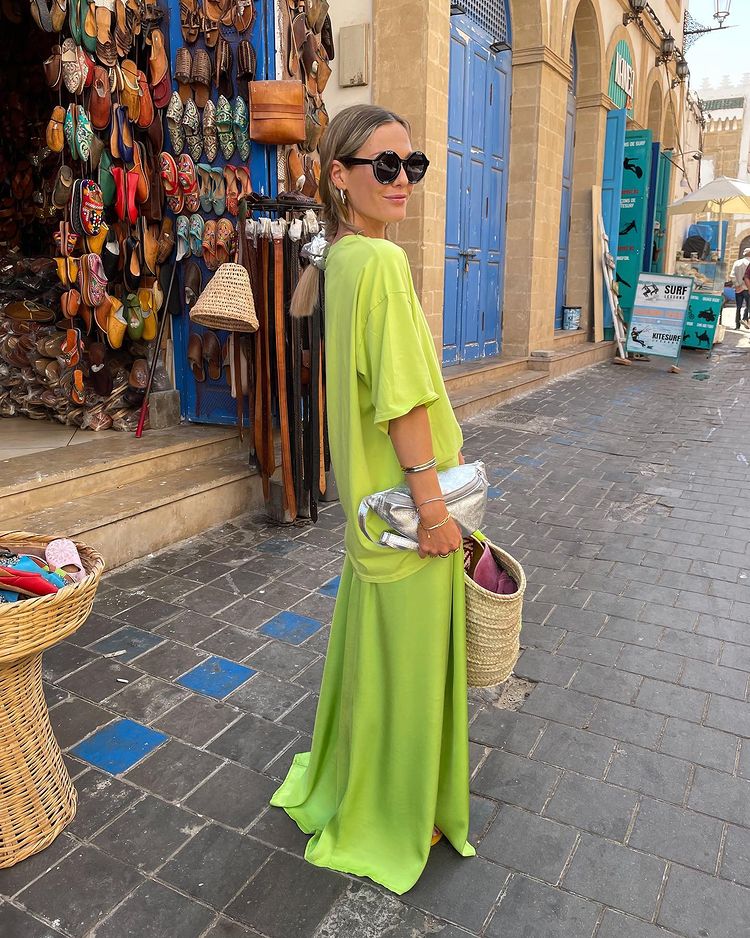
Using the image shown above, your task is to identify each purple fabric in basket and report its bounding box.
[473,542,517,594]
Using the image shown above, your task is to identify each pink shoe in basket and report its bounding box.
[45,538,86,583]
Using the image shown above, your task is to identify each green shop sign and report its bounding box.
[616,129,652,322]
[609,40,634,116]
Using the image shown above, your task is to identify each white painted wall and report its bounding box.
[326,0,373,116]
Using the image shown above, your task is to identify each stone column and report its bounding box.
[502,47,571,357]
[372,0,450,351]
[565,92,609,334]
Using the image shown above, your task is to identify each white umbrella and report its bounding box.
[669,176,750,261]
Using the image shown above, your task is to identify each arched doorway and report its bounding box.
[646,79,663,141]
[554,38,577,329]
[555,0,604,335]
[738,233,750,258]
[442,2,512,364]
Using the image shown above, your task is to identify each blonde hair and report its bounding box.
[290,104,411,318]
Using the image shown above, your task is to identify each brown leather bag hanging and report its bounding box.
[249,80,306,145]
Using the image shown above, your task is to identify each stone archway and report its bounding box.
[559,0,605,336]
[646,74,664,142]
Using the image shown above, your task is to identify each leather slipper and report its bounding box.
[188,333,204,381]
[46,106,66,153]
[203,329,221,380]
[184,260,202,308]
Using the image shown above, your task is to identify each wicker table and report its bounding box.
[0,532,104,868]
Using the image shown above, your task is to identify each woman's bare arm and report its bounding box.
[388,406,463,558]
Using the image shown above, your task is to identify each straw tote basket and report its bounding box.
[190,262,259,333]
[465,536,526,688]
[0,532,105,868]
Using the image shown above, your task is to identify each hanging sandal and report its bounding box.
[202,99,218,162]
[177,153,200,213]
[191,48,211,109]
[159,151,184,213]
[215,95,234,160]
[166,92,185,155]
[224,165,239,216]
[210,166,226,215]
[215,218,235,266]
[237,40,256,84]
[46,107,66,153]
[180,0,200,42]
[175,46,192,102]
[89,65,112,130]
[202,15,219,48]
[196,163,214,213]
[156,217,175,263]
[188,213,204,257]
[182,97,202,162]
[232,95,250,162]
[202,219,218,271]
[124,292,144,339]
[175,214,190,259]
[147,28,171,108]
[188,333,204,381]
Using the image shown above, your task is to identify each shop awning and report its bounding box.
[668,176,750,215]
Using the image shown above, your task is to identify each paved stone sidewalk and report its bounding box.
[3,332,750,937]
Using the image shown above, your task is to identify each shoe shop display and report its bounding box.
[0,0,185,432]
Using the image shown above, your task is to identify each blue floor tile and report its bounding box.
[319,576,340,598]
[88,626,164,661]
[260,611,323,645]
[71,719,167,774]
[488,486,505,500]
[177,656,255,699]
[255,539,298,556]
[515,455,545,467]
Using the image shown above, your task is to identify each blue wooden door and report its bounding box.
[168,0,276,425]
[554,40,577,329]
[443,15,510,365]
[601,108,626,332]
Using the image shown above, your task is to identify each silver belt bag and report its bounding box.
[357,461,489,551]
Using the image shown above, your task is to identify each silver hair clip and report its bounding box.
[301,232,329,270]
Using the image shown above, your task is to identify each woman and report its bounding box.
[270,104,475,894]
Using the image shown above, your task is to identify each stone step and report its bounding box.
[3,452,263,571]
[1,426,241,518]
[448,368,549,421]
[442,355,531,393]
[529,340,615,378]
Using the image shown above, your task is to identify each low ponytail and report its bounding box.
[290,264,320,318]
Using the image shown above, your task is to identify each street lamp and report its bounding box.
[656,32,676,65]
[713,1,731,27]
[684,1,733,48]
[671,57,689,89]
[622,0,647,26]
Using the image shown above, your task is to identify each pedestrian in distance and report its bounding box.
[270,104,475,894]
[730,247,750,329]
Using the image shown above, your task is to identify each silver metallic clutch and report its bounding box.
[357,461,489,551]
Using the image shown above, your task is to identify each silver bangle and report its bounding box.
[402,458,437,474]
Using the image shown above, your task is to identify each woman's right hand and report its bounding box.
[416,503,463,560]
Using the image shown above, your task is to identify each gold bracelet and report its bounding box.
[417,496,446,512]
[419,513,451,538]
[402,458,437,474]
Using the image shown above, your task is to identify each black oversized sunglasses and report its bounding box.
[338,150,430,185]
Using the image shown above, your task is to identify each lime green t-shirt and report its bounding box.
[324,235,463,583]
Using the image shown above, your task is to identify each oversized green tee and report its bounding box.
[324,235,463,583]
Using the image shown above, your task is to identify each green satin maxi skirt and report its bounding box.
[270,552,475,895]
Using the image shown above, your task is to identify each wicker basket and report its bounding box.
[465,538,525,688]
[0,531,105,868]
[189,262,259,333]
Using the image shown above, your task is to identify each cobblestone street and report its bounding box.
[3,331,750,937]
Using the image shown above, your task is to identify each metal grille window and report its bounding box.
[450,1,511,50]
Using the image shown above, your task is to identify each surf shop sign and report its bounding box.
[609,40,635,115]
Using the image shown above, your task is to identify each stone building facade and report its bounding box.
[698,82,749,262]
[325,0,698,379]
